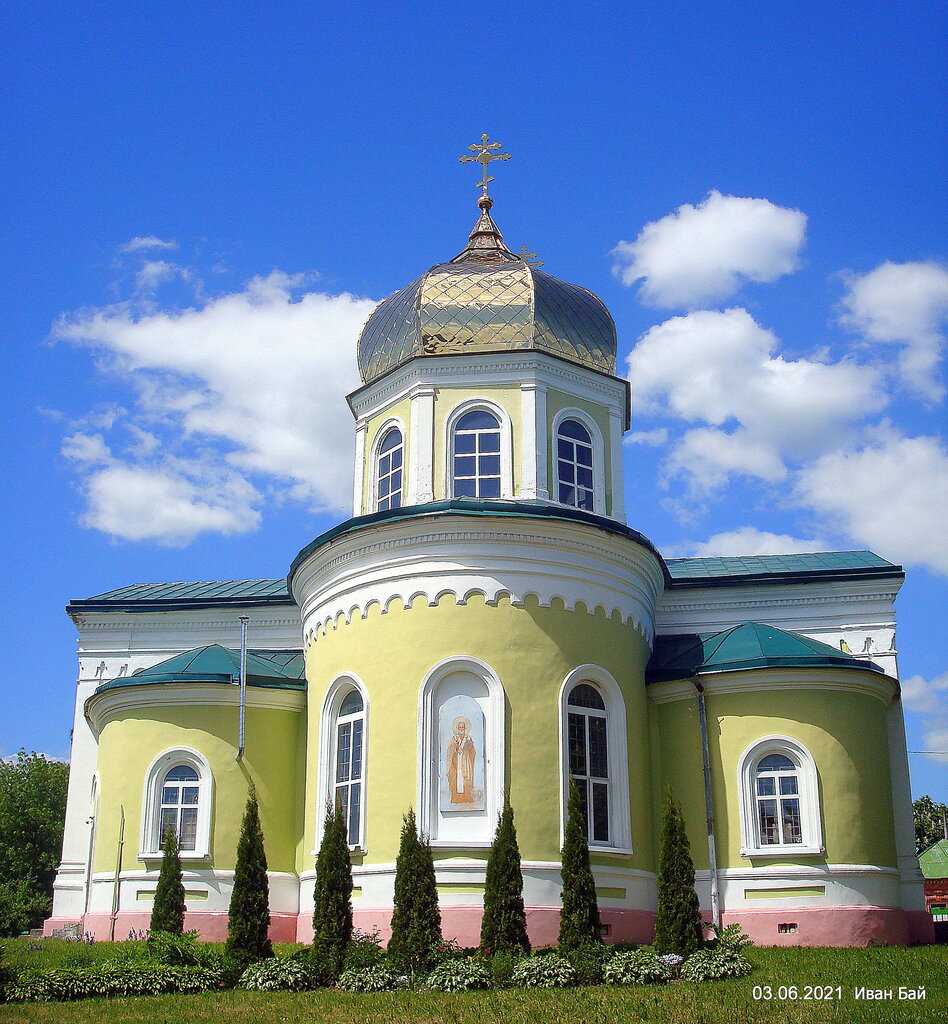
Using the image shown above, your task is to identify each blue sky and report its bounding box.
[2,1,946,801]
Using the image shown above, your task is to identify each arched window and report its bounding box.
[452,410,501,499]
[140,749,212,859]
[557,419,594,511]
[333,689,365,844]
[567,683,610,844]
[738,737,823,857]
[376,427,403,511]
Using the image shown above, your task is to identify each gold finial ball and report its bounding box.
[478,194,494,210]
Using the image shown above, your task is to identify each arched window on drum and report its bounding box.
[557,419,594,511]
[376,427,403,511]
[452,410,501,499]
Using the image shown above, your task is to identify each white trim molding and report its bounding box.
[139,747,214,861]
[738,735,824,858]
[558,665,633,854]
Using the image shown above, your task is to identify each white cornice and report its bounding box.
[647,667,897,705]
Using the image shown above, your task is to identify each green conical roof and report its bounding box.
[919,838,948,879]
[647,621,886,683]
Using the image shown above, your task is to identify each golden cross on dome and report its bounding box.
[519,245,544,267]
[459,133,511,197]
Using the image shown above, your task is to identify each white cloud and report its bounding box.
[794,427,948,575]
[134,260,186,292]
[119,236,178,253]
[53,271,378,544]
[624,428,668,446]
[628,308,887,492]
[682,527,828,558]
[902,671,948,765]
[839,260,948,402]
[612,191,806,308]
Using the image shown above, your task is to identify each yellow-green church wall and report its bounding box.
[650,679,898,871]
[362,396,413,511]
[303,593,655,875]
[545,388,613,512]
[92,702,304,875]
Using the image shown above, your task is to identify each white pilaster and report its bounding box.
[520,382,548,501]
[609,406,626,522]
[352,421,368,516]
[408,385,436,504]
[886,697,929,912]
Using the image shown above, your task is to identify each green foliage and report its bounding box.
[480,799,530,954]
[709,922,754,952]
[510,953,576,988]
[557,781,601,949]
[341,927,385,973]
[0,751,69,935]
[487,947,528,988]
[563,941,612,985]
[653,786,704,957]
[225,788,273,966]
[602,947,672,985]
[149,826,186,935]
[336,964,404,992]
[913,794,948,854]
[311,800,352,977]
[386,808,441,972]
[4,963,225,1002]
[238,956,320,991]
[425,956,491,992]
[680,944,753,981]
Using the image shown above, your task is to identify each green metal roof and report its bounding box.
[69,578,293,613]
[665,550,902,588]
[919,838,948,879]
[647,621,887,683]
[95,645,305,694]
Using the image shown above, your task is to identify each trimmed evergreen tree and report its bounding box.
[387,808,441,971]
[150,824,186,934]
[558,780,601,948]
[480,797,529,953]
[312,798,353,973]
[226,787,273,964]
[653,786,704,956]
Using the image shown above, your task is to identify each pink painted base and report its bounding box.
[73,912,297,943]
[720,906,922,947]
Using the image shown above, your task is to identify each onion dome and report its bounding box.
[357,195,617,384]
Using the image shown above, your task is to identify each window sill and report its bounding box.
[139,850,211,863]
[741,845,824,859]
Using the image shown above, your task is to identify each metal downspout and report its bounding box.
[694,680,721,930]
[237,615,249,760]
[109,804,124,942]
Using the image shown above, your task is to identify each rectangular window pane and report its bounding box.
[159,808,177,839]
[577,446,593,467]
[578,490,594,511]
[379,454,391,476]
[568,713,587,775]
[779,775,798,795]
[379,476,390,498]
[455,456,476,477]
[391,448,402,469]
[349,782,361,846]
[391,469,402,492]
[588,716,608,778]
[378,495,390,511]
[756,776,776,796]
[559,484,575,505]
[454,478,476,497]
[558,460,575,483]
[179,808,198,850]
[781,798,802,843]
[758,799,779,844]
[455,433,475,454]
[181,786,199,805]
[479,454,500,476]
[577,467,593,489]
[162,786,178,805]
[577,780,590,836]
[592,782,609,843]
[480,477,501,498]
[558,438,572,459]
[479,431,500,453]
[351,719,363,780]
[336,722,351,783]
[389,493,400,510]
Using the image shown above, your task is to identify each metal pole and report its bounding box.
[237,616,249,760]
[694,682,721,930]
[109,804,124,942]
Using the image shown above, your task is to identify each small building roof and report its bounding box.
[665,550,902,587]
[95,645,305,694]
[69,578,294,614]
[647,621,887,683]
[919,838,948,879]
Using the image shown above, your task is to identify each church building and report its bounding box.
[46,141,933,947]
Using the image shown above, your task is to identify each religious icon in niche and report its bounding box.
[439,695,485,812]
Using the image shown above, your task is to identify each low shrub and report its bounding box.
[564,941,611,985]
[603,947,672,985]
[510,953,576,988]
[709,922,754,952]
[239,956,320,991]
[341,928,386,974]
[680,946,753,982]
[4,963,225,1002]
[337,963,404,992]
[428,938,465,965]
[488,948,528,989]
[425,957,491,992]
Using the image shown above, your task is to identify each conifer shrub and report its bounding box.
[558,781,601,949]
[311,799,353,977]
[225,787,273,966]
[386,808,441,972]
[149,825,186,935]
[480,798,530,954]
[653,786,704,957]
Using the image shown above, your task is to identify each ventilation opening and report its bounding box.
[600,923,612,938]
[778,922,798,934]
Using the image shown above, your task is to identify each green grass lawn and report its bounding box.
[1,943,944,1023]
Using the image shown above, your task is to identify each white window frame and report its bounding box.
[738,736,824,857]
[140,748,212,860]
[550,408,606,515]
[316,673,370,852]
[368,416,407,513]
[417,655,506,846]
[444,398,514,500]
[557,665,632,853]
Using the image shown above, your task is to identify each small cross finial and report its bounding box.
[518,245,544,267]
[459,133,511,197]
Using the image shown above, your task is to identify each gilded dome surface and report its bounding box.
[357,199,617,384]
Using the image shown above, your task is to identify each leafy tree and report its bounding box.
[913,794,948,854]
[0,750,69,935]
[226,787,273,964]
[150,824,186,934]
[558,780,601,949]
[312,798,353,973]
[481,797,529,953]
[653,786,703,957]
[387,808,441,971]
